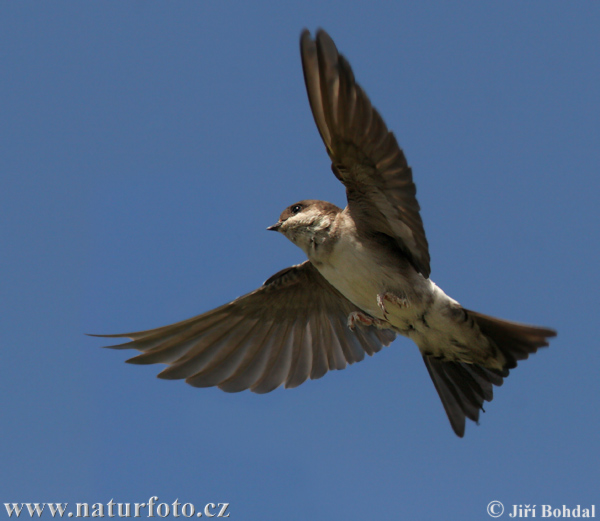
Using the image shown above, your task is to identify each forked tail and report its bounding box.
[424,309,556,437]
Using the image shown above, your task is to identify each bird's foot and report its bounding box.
[377,292,409,316]
[347,311,385,331]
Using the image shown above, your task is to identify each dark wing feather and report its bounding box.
[94,261,396,393]
[300,29,431,277]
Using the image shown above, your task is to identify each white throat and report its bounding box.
[283,208,335,257]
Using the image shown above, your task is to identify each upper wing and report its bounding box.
[300,29,431,278]
[96,261,396,394]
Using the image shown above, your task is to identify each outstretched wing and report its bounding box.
[95,261,396,394]
[300,29,431,278]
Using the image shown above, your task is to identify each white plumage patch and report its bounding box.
[281,207,333,255]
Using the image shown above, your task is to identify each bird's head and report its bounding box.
[267,200,341,255]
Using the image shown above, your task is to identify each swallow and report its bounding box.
[96,29,556,437]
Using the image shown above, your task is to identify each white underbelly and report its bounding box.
[312,234,433,324]
[310,235,470,350]
[309,235,493,366]
[319,260,387,318]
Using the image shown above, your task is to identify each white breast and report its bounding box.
[298,212,495,364]
[316,232,391,318]
[309,216,456,332]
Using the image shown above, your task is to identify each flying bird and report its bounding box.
[96,29,556,437]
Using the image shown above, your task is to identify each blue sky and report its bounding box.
[2,2,599,520]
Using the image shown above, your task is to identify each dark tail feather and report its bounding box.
[465,309,556,370]
[425,311,556,437]
[424,357,504,437]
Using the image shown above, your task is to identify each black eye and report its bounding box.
[291,204,303,214]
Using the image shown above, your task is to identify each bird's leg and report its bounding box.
[347,311,373,330]
[377,292,410,316]
[347,311,386,331]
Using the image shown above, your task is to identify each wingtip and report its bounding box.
[300,28,313,50]
[87,332,137,349]
[301,28,334,48]
[315,28,333,46]
[86,332,131,338]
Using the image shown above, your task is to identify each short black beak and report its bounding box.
[267,222,282,232]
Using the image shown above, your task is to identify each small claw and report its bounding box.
[347,311,374,331]
[347,311,389,331]
[377,292,409,315]
[376,293,389,315]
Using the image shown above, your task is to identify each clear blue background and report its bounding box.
[2,2,599,520]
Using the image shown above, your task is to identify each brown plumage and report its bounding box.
[95,261,395,394]
[95,29,555,437]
